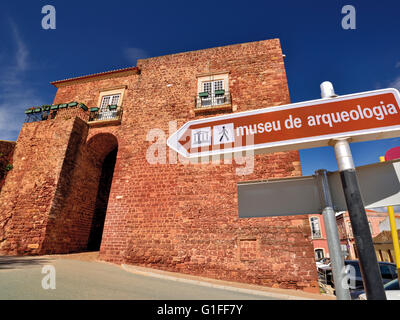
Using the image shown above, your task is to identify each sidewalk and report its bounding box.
[51,252,335,300]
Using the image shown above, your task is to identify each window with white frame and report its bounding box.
[92,94,121,121]
[90,87,126,123]
[203,80,223,94]
[100,94,120,113]
[347,222,353,238]
[310,217,322,239]
[315,249,324,260]
[200,80,225,106]
[196,73,229,109]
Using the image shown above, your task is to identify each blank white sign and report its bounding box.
[238,159,400,218]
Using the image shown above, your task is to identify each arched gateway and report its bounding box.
[0,116,119,255]
[39,129,120,254]
[86,133,118,251]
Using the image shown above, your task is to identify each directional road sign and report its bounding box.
[168,88,400,158]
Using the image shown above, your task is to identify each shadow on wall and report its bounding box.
[0,141,16,192]
[87,147,118,251]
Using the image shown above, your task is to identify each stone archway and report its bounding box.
[86,133,118,251]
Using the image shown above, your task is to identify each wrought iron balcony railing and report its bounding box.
[195,91,232,109]
[24,103,86,123]
[88,106,123,123]
[24,111,49,123]
[24,107,58,123]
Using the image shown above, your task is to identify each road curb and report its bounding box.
[121,264,323,300]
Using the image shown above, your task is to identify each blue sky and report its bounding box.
[0,0,399,175]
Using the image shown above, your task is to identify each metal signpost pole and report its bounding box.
[315,169,351,300]
[321,81,386,300]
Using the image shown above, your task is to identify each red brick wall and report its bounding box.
[0,39,319,292]
[40,117,103,254]
[0,118,81,254]
[0,116,114,255]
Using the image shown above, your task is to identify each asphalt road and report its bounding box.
[0,256,278,300]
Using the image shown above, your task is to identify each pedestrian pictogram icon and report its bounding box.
[220,127,229,142]
[213,123,235,145]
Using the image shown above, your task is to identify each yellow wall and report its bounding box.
[375,244,395,263]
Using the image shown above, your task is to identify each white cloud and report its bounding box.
[9,20,28,71]
[389,77,400,90]
[123,47,148,64]
[396,62,400,68]
[0,20,42,141]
